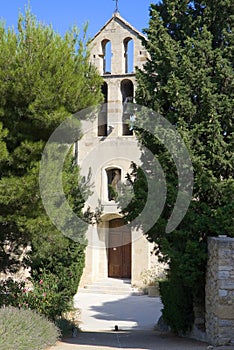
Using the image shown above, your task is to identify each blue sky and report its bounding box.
[0,1,157,39]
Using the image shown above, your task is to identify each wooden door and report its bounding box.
[108,219,131,278]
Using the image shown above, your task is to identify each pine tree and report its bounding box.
[0,9,103,314]
[121,0,234,332]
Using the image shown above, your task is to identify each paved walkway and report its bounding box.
[49,281,234,350]
[50,330,234,350]
[73,292,162,331]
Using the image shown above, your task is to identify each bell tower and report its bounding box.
[77,12,158,288]
[89,11,148,137]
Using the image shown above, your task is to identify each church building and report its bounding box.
[78,10,159,288]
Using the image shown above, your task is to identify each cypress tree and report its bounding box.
[121,0,234,332]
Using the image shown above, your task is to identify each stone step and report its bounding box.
[84,283,132,290]
[90,278,131,284]
[78,288,141,295]
[84,285,133,292]
[78,278,143,295]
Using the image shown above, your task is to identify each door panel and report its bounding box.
[122,243,131,278]
[109,233,122,277]
[108,219,131,278]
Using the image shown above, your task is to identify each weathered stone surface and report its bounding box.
[205,237,234,346]
[219,289,228,297]
[219,281,234,289]
[78,12,164,289]
[216,305,234,319]
[218,271,230,279]
[218,320,233,327]
[218,266,233,271]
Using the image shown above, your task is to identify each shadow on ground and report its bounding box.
[89,295,161,328]
[75,293,162,331]
[57,330,212,350]
[67,290,234,350]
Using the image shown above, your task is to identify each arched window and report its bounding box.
[102,39,112,74]
[123,38,134,74]
[106,168,121,201]
[121,79,134,135]
[98,82,108,136]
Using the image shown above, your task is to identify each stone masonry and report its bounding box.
[205,236,234,346]
[77,11,160,288]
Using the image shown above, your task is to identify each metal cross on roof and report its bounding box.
[113,0,119,13]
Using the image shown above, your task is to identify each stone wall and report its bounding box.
[205,236,234,346]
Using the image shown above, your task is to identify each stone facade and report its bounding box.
[205,236,234,346]
[77,12,159,288]
[90,12,148,76]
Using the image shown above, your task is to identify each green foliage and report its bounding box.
[0,306,60,350]
[120,0,234,333]
[28,272,74,320]
[108,184,118,201]
[0,275,73,320]
[0,8,103,318]
[159,278,194,334]
[55,317,79,338]
[0,278,24,308]
[0,122,8,163]
[118,162,148,226]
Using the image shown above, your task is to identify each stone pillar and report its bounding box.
[131,228,150,286]
[78,225,102,288]
[205,236,234,346]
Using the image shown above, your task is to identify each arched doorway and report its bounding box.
[108,218,131,278]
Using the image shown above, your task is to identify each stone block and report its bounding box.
[206,237,234,346]
[218,266,233,271]
[218,271,230,279]
[219,280,234,289]
[218,319,233,327]
[216,305,234,319]
[219,289,228,297]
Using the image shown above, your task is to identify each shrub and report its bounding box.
[19,271,73,320]
[0,306,60,350]
[0,272,75,320]
[159,278,194,334]
[0,278,25,308]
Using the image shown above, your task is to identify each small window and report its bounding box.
[106,168,121,201]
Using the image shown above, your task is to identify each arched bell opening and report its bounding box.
[98,82,108,136]
[123,37,134,74]
[121,79,134,135]
[102,39,112,74]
